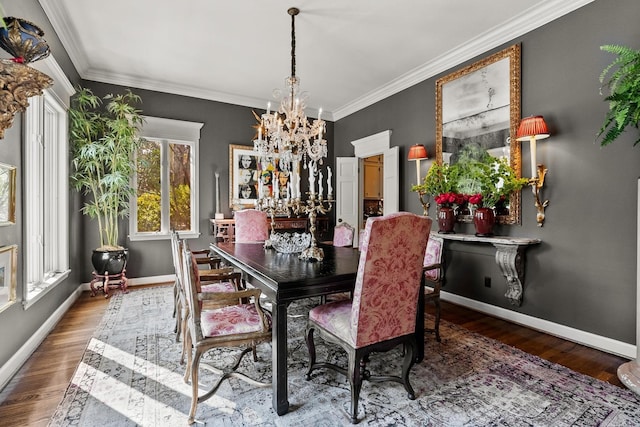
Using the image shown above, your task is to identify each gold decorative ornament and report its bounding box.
[0,58,52,138]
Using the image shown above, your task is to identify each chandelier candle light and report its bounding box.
[253,7,333,261]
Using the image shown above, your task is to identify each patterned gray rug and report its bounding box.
[48,285,640,426]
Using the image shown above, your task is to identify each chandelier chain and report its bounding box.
[290,8,297,78]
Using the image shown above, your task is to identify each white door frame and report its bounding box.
[345,130,399,246]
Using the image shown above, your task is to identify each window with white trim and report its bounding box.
[129,116,202,241]
[24,90,70,305]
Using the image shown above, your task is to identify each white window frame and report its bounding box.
[23,56,73,308]
[129,116,203,241]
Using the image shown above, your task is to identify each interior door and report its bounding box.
[335,157,359,244]
[383,146,399,214]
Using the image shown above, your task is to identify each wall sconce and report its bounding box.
[0,17,53,139]
[407,143,429,215]
[516,115,550,227]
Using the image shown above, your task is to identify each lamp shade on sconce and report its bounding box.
[516,116,550,141]
[516,115,550,180]
[408,144,428,187]
[407,144,428,160]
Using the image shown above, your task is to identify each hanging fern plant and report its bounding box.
[598,44,640,147]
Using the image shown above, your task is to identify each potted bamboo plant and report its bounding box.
[69,87,145,275]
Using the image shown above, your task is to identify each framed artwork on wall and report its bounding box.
[230,144,260,209]
[435,44,522,224]
[229,144,294,211]
[0,244,17,313]
[0,163,16,226]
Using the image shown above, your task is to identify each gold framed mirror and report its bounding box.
[436,44,522,224]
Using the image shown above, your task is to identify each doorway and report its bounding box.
[335,130,399,246]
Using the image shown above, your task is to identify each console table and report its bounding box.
[210,216,330,242]
[438,233,541,306]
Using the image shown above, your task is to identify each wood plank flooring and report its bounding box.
[0,286,630,426]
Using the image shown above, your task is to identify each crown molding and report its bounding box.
[40,0,593,123]
[332,0,595,121]
[38,0,89,77]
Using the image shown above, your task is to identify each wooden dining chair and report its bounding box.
[423,234,444,342]
[234,209,269,243]
[170,231,239,356]
[181,242,272,425]
[170,230,222,322]
[305,212,432,424]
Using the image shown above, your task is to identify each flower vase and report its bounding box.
[437,206,456,234]
[456,201,470,220]
[473,207,495,237]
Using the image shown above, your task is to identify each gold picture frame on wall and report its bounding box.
[436,44,522,225]
[230,144,261,210]
[229,144,293,211]
[0,163,16,226]
[0,244,17,313]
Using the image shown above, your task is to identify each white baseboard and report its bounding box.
[80,274,175,291]
[441,291,636,359]
[0,286,83,391]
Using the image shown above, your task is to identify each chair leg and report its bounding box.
[180,307,190,365]
[172,282,178,319]
[401,341,417,400]
[183,331,193,383]
[433,297,441,342]
[188,348,202,425]
[175,299,182,342]
[348,354,365,424]
[304,327,317,380]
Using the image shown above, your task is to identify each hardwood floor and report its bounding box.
[0,287,630,426]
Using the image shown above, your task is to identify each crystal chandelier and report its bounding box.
[254,7,327,173]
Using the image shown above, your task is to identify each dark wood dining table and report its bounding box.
[209,241,426,416]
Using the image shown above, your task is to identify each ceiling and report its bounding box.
[39,0,592,121]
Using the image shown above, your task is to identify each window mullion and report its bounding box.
[161,140,171,233]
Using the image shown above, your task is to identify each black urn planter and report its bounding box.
[91,248,128,275]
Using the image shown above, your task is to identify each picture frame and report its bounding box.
[0,163,16,226]
[435,44,522,225]
[0,244,17,313]
[229,144,293,210]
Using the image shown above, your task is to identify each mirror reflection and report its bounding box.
[436,44,522,224]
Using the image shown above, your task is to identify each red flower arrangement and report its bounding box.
[434,192,464,207]
[468,193,483,207]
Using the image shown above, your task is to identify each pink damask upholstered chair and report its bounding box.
[423,234,444,342]
[333,220,355,247]
[234,209,269,243]
[305,212,432,424]
[181,242,272,425]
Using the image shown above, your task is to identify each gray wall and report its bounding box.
[335,0,640,344]
[77,81,335,281]
[0,1,83,369]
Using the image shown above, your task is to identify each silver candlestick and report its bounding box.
[290,192,333,261]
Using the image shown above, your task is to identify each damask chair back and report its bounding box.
[351,213,431,347]
[423,234,444,341]
[234,209,269,243]
[181,242,272,425]
[333,221,355,247]
[305,212,431,423]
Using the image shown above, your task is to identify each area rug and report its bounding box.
[48,285,640,426]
